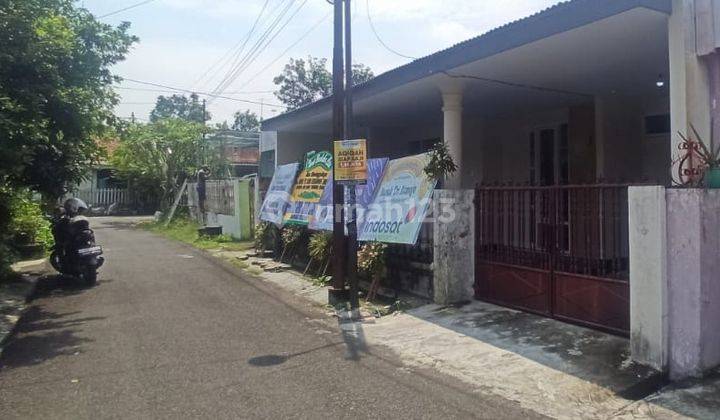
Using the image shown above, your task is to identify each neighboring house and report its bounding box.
[69,138,134,213]
[262,0,720,380]
[206,130,260,178]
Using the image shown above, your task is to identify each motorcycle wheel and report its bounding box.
[83,267,97,287]
[49,251,62,272]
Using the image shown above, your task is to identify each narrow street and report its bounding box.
[0,217,542,419]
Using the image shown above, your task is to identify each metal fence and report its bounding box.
[72,188,128,207]
[205,180,236,216]
[475,184,630,280]
[474,183,632,335]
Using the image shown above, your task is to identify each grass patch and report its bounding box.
[142,219,253,252]
[247,266,264,276]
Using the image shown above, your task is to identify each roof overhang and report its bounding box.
[262,0,672,133]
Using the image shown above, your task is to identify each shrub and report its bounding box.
[7,192,53,250]
[308,231,332,262]
[254,222,277,251]
[357,241,387,276]
[281,225,304,248]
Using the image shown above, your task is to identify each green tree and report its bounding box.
[351,63,375,86]
[231,110,260,132]
[0,0,137,199]
[273,57,375,110]
[150,93,209,123]
[273,57,332,110]
[111,119,212,210]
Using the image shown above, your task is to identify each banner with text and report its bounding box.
[284,151,332,225]
[259,163,299,226]
[309,157,388,232]
[334,139,367,185]
[358,153,436,245]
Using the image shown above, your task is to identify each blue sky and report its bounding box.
[82,0,561,124]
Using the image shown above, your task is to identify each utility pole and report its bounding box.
[344,0,359,310]
[200,98,207,166]
[329,0,347,303]
[260,98,265,123]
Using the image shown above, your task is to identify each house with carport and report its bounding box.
[261,0,720,380]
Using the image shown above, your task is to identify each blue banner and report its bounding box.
[259,163,299,226]
[309,158,388,232]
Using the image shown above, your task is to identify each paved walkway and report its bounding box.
[0,217,541,419]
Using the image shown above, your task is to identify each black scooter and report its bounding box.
[50,200,104,286]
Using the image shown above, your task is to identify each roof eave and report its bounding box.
[261,0,671,132]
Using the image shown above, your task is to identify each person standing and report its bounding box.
[196,165,210,225]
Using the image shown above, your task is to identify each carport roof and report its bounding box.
[261,0,672,132]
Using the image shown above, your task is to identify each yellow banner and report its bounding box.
[334,139,367,184]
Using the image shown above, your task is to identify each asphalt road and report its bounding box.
[0,217,544,419]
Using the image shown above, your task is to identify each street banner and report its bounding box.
[259,163,299,226]
[358,153,437,245]
[284,151,332,225]
[309,157,388,232]
[334,139,367,185]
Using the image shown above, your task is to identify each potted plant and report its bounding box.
[680,125,720,188]
[424,141,458,185]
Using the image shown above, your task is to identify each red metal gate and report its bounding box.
[474,184,630,336]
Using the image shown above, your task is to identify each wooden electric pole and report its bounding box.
[344,0,360,310]
[329,0,347,303]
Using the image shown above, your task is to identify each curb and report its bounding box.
[0,259,51,356]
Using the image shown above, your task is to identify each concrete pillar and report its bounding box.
[666,189,720,380]
[669,0,712,164]
[629,186,668,371]
[442,92,463,189]
[432,189,475,305]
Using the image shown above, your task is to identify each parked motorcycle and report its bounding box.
[50,198,104,286]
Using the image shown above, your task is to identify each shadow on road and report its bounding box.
[31,274,111,299]
[0,306,101,370]
[248,342,344,367]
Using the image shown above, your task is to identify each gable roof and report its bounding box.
[261,0,671,131]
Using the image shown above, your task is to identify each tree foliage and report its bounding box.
[0,0,137,199]
[232,110,260,132]
[150,93,209,123]
[273,57,332,110]
[351,63,375,86]
[273,56,375,110]
[111,119,212,210]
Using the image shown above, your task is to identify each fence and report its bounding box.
[205,180,236,216]
[475,183,631,335]
[186,178,254,240]
[72,188,128,207]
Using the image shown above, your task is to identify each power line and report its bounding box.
[211,0,308,100]
[210,0,297,96]
[191,0,272,90]
[115,86,273,94]
[366,0,416,60]
[121,77,289,108]
[98,0,158,18]
[237,10,331,90]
